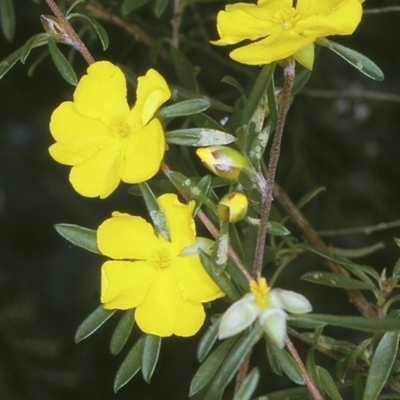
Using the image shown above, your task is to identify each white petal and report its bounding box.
[218,298,259,339]
[269,289,312,314]
[259,307,287,349]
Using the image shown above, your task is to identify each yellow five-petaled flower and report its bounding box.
[49,61,171,198]
[97,193,225,337]
[211,0,363,66]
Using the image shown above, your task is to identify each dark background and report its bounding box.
[0,0,399,398]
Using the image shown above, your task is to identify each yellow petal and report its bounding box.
[172,254,224,302]
[229,31,313,65]
[97,212,159,259]
[121,118,165,183]
[73,61,130,126]
[135,270,206,337]
[49,103,112,165]
[128,69,171,128]
[157,194,196,250]
[69,139,124,198]
[101,260,156,309]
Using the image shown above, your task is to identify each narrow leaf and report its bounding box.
[267,221,290,236]
[301,271,374,290]
[253,386,309,400]
[114,335,145,392]
[233,367,260,400]
[164,170,217,212]
[0,0,15,41]
[68,13,109,50]
[138,182,170,241]
[197,316,222,362]
[121,0,149,15]
[203,326,262,400]
[317,366,343,400]
[248,125,270,167]
[142,334,161,383]
[289,313,400,332]
[190,337,238,396]
[0,47,20,79]
[199,250,241,301]
[362,331,399,400]
[190,113,227,132]
[296,186,326,209]
[170,46,197,91]
[110,310,135,355]
[211,221,229,273]
[47,38,77,85]
[165,128,236,147]
[75,305,116,343]
[156,99,210,119]
[317,38,384,81]
[20,33,48,64]
[54,223,100,254]
[241,63,275,125]
[154,0,169,17]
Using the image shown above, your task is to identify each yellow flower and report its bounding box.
[97,193,224,337]
[218,278,312,348]
[49,61,171,198]
[211,0,363,66]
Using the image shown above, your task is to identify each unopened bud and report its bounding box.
[196,146,249,181]
[217,192,248,223]
[40,15,75,48]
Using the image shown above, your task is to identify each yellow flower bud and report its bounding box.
[196,146,249,181]
[217,192,248,223]
[40,15,64,40]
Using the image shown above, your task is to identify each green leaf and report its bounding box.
[47,38,77,85]
[394,238,400,248]
[266,76,278,127]
[165,128,236,147]
[164,170,217,212]
[254,386,309,400]
[296,186,326,210]
[156,99,210,119]
[54,223,100,254]
[203,327,262,400]
[211,221,229,273]
[362,331,399,400]
[317,366,343,400]
[68,13,109,50]
[190,113,227,132]
[393,257,400,278]
[197,316,221,362]
[170,46,198,91]
[221,75,244,95]
[121,0,149,15]
[110,310,135,355]
[138,182,170,241]
[316,38,384,81]
[190,336,238,396]
[233,367,259,400]
[241,63,275,125]
[267,221,290,236]
[199,250,241,302]
[301,271,375,290]
[289,313,400,333]
[0,0,15,41]
[248,125,270,168]
[75,305,116,343]
[0,47,20,79]
[20,33,48,64]
[154,0,169,17]
[142,334,161,383]
[114,335,145,392]
[266,341,305,385]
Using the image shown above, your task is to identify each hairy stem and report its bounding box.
[44,0,95,64]
[253,58,296,279]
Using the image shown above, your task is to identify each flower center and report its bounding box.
[110,114,131,138]
[250,278,270,308]
[148,247,171,269]
[273,7,299,30]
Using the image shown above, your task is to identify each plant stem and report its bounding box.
[44,0,95,65]
[234,349,252,395]
[160,161,252,282]
[285,336,324,400]
[253,58,296,279]
[172,0,182,48]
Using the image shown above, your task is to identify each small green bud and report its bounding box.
[196,146,249,181]
[217,192,248,223]
[40,15,75,48]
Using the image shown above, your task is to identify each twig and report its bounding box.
[301,89,400,103]
[285,336,324,400]
[253,58,296,279]
[171,0,182,48]
[272,182,377,318]
[364,6,400,14]
[44,0,95,64]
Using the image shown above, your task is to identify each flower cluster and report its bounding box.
[218,278,312,348]
[211,0,363,67]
